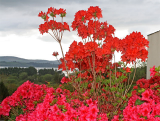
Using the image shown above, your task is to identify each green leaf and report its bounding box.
[117,99,121,103]
[155,68,159,71]
[155,115,160,118]
[107,112,110,117]
[18,108,24,115]
[75,78,81,82]
[104,79,110,85]
[121,96,126,101]
[113,111,118,115]
[111,81,115,86]
[104,86,109,90]
[115,93,120,97]
[117,88,123,93]
[115,78,120,83]
[90,88,94,94]
[127,93,132,98]
[113,103,118,107]
[96,75,101,82]
[62,108,67,113]
[138,88,146,93]
[83,82,88,89]
[120,103,127,111]
[10,114,16,121]
[135,99,145,106]
[111,87,115,92]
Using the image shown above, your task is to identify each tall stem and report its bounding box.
[59,42,70,79]
[114,62,137,114]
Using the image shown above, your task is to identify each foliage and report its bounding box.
[0,81,9,102]
[130,60,147,82]
[25,67,37,76]
[38,68,56,75]
[0,67,65,97]
[19,72,28,80]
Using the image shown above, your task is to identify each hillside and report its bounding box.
[0,56,60,68]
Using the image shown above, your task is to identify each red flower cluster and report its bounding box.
[71,6,115,40]
[123,76,160,120]
[52,51,59,56]
[120,31,149,63]
[58,40,112,73]
[123,67,131,73]
[0,81,47,116]
[38,7,70,35]
[38,7,66,20]
[39,20,70,35]
[37,6,150,120]
[0,81,112,121]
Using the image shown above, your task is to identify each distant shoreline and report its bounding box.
[0,66,71,76]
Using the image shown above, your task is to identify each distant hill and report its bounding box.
[0,56,61,68]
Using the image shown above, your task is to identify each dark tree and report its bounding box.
[0,81,9,102]
[25,67,37,76]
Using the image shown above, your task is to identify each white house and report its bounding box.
[147,30,160,79]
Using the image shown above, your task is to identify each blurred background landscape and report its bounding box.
[0,56,147,103]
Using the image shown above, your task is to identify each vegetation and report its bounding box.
[0,61,147,101]
[128,60,147,93]
[0,81,9,102]
[0,67,65,96]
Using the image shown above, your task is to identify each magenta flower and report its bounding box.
[150,65,156,77]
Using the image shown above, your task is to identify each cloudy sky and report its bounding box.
[0,0,160,61]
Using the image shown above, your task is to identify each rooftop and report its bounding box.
[147,30,160,36]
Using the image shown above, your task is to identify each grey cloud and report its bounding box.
[38,34,56,42]
[0,0,160,41]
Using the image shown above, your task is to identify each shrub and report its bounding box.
[0,81,9,102]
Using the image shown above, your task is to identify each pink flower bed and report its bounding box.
[1,74,160,121]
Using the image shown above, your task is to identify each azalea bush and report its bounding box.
[0,6,156,121]
[1,70,160,120]
[38,6,149,119]
[0,81,109,120]
[122,68,160,120]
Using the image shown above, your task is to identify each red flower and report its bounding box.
[121,31,149,63]
[52,52,59,56]
[123,67,131,73]
[86,6,102,19]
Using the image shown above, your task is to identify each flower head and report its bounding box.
[150,65,156,77]
[52,52,59,56]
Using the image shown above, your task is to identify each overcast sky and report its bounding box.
[0,0,160,61]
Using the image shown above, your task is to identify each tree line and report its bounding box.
[0,67,65,101]
[0,67,62,76]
